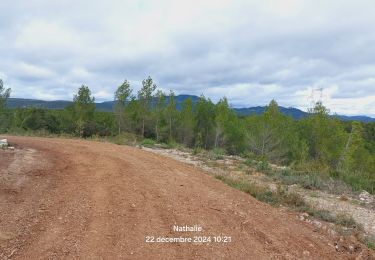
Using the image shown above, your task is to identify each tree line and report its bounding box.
[0,77,374,193]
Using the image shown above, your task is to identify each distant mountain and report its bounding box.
[7,95,201,112]
[234,106,375,122]
[333,115,375,123]
[234,106,308,119]
[6,96,375,123]
[7,98,72,110]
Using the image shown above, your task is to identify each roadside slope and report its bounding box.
[0,136,373,259]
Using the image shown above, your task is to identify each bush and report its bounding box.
[141,138,156,147]
[193,146,203,155]
[112,133,139,146]
[278,189,306,208]
[274,168,330,190]
[244,158,256,167]
[215,174,366,238]
[364,236,375,251]
[281,167,291,176]
[215,175,306,208]
[215,175,266,198]
[302,207,336,223]
[208,148,226,160]
[156,143,170,149]
[166,139,178,149]
[299,175,324,190]
[335,213,358,228]
[256,161,270,172]
[340,173,375,194]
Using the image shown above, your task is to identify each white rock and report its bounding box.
[303,250,310,256]
[0,139,8,148]
[359,190,374,203]
[312,220,322,229]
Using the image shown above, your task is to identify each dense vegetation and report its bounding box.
[0,77,374,193]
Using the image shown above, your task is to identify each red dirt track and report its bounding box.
[0,136,373,259]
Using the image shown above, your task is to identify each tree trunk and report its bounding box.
[155,119,159,142]
[118,119,121,136]
[337,129,353,171]
[261,135,265,157]
[169,116,172,140]
[142,118,145,137]
[205,128,209,149]
[215,128,221,148]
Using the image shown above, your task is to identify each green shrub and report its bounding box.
[241,151,257,160]
[215,175,306,208]
[244,158,256,167]
[166,139,183,149]
[141,138,156,147]
[215,174,365,235]
[303,208,336,223]
[208,148,226,160]
[256,160,270,172]
[277,174,302,185]
[279,190,306,208]
[156,143,170,149]
[340,173,375,194]
[281,167,291,176]
[365,236,375,251]
[335,213,358,228]
[299,175,324,190]
[193,146,203,155]
[112,133,139,146]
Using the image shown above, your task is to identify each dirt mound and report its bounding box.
[0,136,373,259]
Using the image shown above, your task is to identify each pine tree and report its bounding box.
[154,89,166,142]
[0,79,11,111]
[214,97,230,148]
[301,101,347,169]
[114,80,132,135]
[137,76,156,137]
[126,96,142,134]
[71,85,95,137]
[195,95,216,149]
[166,90,177,141]
[343,122,370,172]
[247,100,289,162]
[178,97,195,146]
[0,79,11,131]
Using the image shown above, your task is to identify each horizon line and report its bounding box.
[7,96,375,119]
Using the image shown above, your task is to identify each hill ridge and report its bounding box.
[6,96,375,123]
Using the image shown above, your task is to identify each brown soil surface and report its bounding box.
[0,136,374,259]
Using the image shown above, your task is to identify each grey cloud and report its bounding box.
[1,0,375,115]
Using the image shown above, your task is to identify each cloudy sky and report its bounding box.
[1,0,375,116]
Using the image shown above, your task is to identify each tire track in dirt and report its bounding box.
[0,136,374,259]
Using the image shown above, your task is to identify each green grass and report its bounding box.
[367,238,375,251]
[215,175,305,208]
[340,173,375,194]
[215,174,363,230]
[307,208,336,223]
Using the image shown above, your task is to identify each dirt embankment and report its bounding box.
[143,147,375,238]
[0,136,374,259]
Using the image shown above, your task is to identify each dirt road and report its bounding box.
[0,136,373,259]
